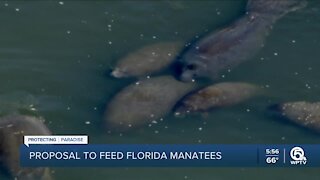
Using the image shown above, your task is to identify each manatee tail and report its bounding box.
[246,0,307,22]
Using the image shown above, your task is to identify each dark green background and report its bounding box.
[0,1,319,179]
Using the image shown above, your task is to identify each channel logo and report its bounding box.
[290,147,307,165]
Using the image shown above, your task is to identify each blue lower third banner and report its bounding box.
[20,144,319,167]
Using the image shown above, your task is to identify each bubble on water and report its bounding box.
[135,81,140,85]
[265,84,270,88]
[119,133,123,137]
[308,67,312,71]
[15,8,20,12]
[164,126,168,129]
[67,106,71,110]
[93,107,97,110]
[305,83,311,89]
[108,41,112,45]
[4,3,9,7]
[85,121,91,125]
[59,1,64,5]
[291,40,296,43]
[66,30,71,34]
[185,43,191,47]
[246,109,251,112]
[184,175,188,179]
[245,127,249,130]
[198,127,203,131]
[216,9,221,15]
[260,57,264,61]
[274,52,278,56]
[281,136,286,141]
[146,76,150,79]
[152,36,157,39]
[128,124,132,127]
[154,130,159,134]
[294,72,299,75]
[198,139,202,143]
[151,120,157,124]
[107,24,112,28]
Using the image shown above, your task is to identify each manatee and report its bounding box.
[0,115,52,180]
[104,76,196,131]
[111,42,183,78]
[175,82,260,114]
[272,101,320,133]
[178,0,307,82]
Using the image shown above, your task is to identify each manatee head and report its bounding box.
[178,58,208,82]
[111,68,129,78]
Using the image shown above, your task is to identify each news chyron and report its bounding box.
[20,135,319,167]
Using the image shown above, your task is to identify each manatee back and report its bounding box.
[247,0,307,22]
[105,76,196,131]
[112,42,183,78]
[279,102,320,133]
[175,82,260,114]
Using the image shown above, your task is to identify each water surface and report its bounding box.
[0,1,320,179]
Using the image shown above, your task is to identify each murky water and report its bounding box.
[0,0,320,179]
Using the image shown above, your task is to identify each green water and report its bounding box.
[0,0,320,179]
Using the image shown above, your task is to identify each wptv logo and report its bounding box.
[290,147,307,165]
